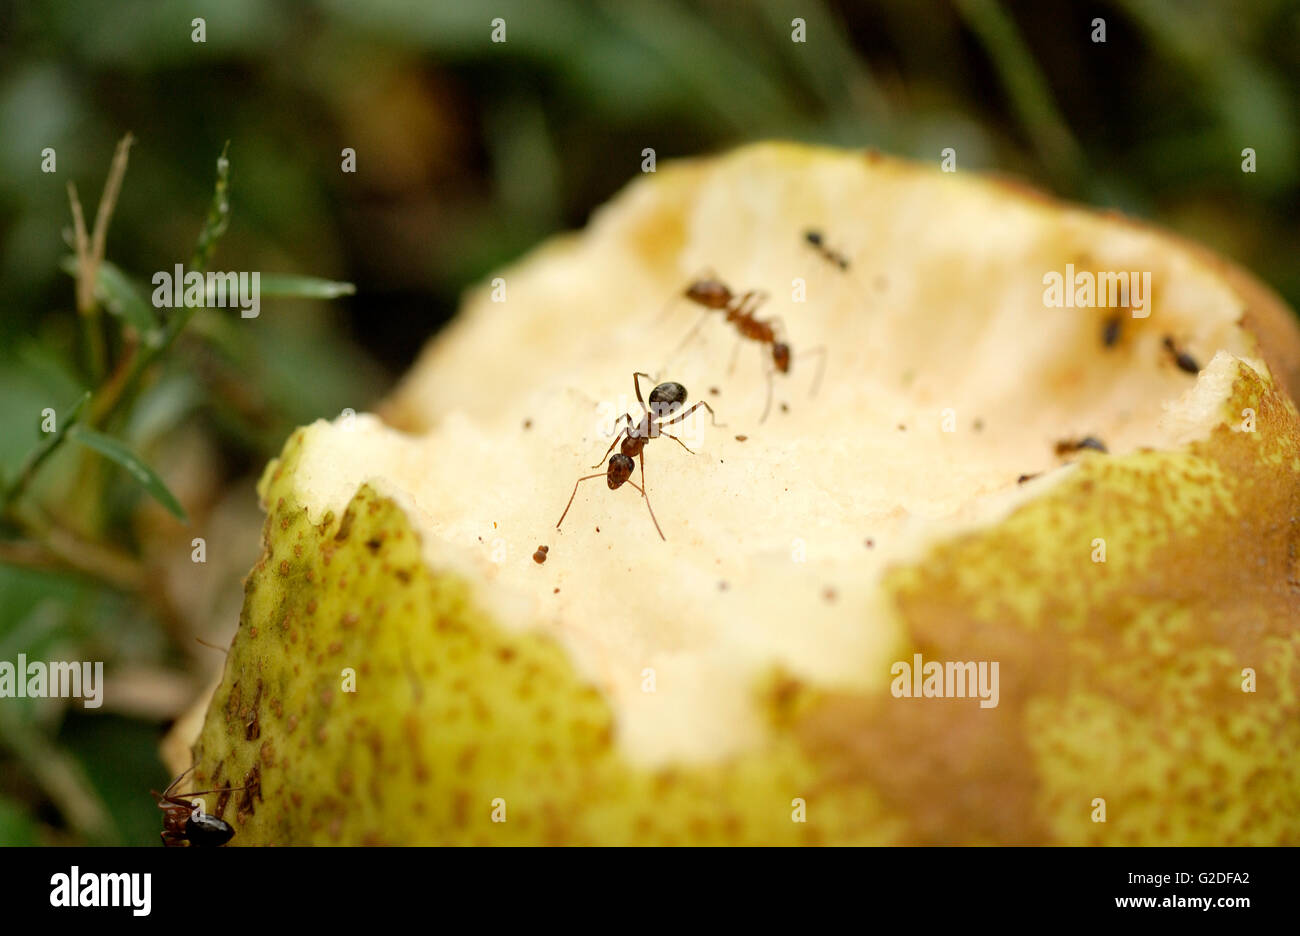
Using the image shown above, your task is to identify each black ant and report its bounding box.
[803,229,850,270]
[1162,336,1200,374]
[1101,312,1123,348]
[153,766,247,847]
[681,276,825,421]
[1055,436,1108,457]
[557,372,721,540]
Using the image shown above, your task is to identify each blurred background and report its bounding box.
[0,0,1297,844]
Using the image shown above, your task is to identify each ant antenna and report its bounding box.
[195,636,228,654]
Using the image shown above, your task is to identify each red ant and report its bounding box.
[681,276,825,421]
[153,766,247,847]
[557,372,721,540]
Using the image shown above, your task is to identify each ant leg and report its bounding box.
[673,309,716,358]
[632,372,655,414]
[161,766,195,799]
[660,432,696,455]
[624,477,665,541]
[726,334,744,375]
[760,357,775,423]
[658,399,725,429]
[195,636,228,655]
[803,346,828,397]
[168,786,249,800]
[591,415,631,468]
[557,473,606,530]
[731,289,770,316]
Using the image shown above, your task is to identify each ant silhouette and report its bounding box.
[803,229,851,270]
[680,275,825,421]
[557,372,722,540]
[153,766,247,847]
[801,228,881,301]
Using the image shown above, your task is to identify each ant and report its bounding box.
[681,275,825,421]
[1162,336,1200,375]
[803,229,851,270]
[1101,312,1123,348]
[153,766,247,847]
[557,372,721,540]
[1054,436,1108,456]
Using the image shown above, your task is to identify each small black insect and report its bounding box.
[154,767,247,847]
[1162,336,1200,374]
[803,229,850,270]
[1102,313,1122,348]
[1054,436,1108,457]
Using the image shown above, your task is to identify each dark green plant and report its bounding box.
[0,137,359,845]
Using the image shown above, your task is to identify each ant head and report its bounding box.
[185,811,236,847]
[804,229,823,247]
[648,381,688,418]
[685,279,731,309]
[607,454,634,489]
[772,342,791,373]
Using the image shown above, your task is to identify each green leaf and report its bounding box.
[2,390,90,503]
[64,425,188,522]
[0,795,40,846]
[258,274,356,300]
[59,257,162,346]
[96,261,163,345]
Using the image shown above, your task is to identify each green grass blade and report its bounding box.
[2,390,91,505]
[65,425,188,522]
[59,257,161,346]
[258,274,356,299]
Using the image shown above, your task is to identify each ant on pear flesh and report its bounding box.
[557,372,722,540]
[681,275,825,421]
[154,766,247,847]
[803,229,851,270]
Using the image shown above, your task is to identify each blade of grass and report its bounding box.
[954,0,1087,187]
[65,426,187,522]
[89,141,231,427]
[0,707,111,842]
[253,274,356,300]
[66,134,135,382]
[1,391,91,511]
[58,257,161,345]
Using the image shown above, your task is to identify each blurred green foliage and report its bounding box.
[0,0,1297,844]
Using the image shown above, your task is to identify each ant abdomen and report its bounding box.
[772,342,791,374]
[185,811,238,847]
[648,381,688,414]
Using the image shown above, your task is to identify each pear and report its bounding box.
[177,143,1300,845]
